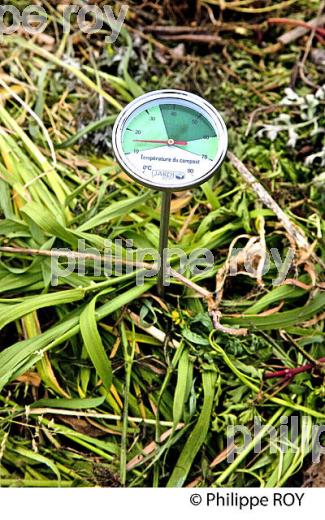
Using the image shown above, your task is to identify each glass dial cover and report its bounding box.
[112,90,228,191]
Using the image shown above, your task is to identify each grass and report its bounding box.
[0,0,324,487]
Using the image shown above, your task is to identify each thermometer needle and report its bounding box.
[133,139,188,146]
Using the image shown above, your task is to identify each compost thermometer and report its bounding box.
[112,89,228,296]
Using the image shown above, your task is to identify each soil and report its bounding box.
[303,457,325,487]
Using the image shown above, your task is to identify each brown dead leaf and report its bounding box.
[171,192,192,213]
[281,278,313,290]
[15,372,41,387]
[127,424,183,471]
[57,415,107,437]
[302,311,325,327]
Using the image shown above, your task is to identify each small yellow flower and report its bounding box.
[171,310,185,326]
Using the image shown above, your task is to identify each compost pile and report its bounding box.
[0,0,324,487]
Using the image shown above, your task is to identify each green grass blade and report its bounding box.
[31,396,106,409]
[80,295,113,391]
[167,369,217,487]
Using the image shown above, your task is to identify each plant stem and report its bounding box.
[264,357,325,380]
[120,321,136,486]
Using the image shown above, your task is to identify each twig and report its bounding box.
[268,17,325,39]
[145,23,261,34]
[245,104,281,136]
[158,34,222,44]
[277,13,325,46]
[225,0,296,13]
[0,245,248,336]
[255,14,325,55]
[0,245,209,298]
[145,25,216,33]
[299,1,325,88]
[227,151,325,269]
[127,26,210,63]
[0,245,154,269]
[23,407,178,427]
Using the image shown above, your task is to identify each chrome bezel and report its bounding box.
[112,89,228,191]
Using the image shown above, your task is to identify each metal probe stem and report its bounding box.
[157,191,171,297]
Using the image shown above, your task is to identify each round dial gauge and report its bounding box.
[112,89,228,191]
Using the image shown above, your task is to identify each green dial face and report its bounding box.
[113,91,227,190]
[122,104,217,160]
